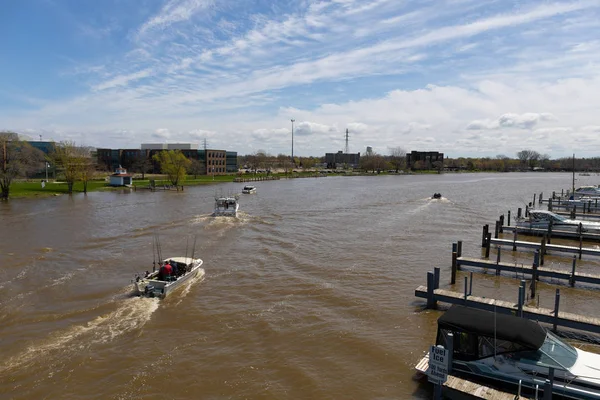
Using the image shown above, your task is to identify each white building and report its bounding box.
[109,166,133,186]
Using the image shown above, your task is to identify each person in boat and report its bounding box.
[171,260,179,278]
[159,260,173,281]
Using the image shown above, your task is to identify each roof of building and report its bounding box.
[438,305,546,350]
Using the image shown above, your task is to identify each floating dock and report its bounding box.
[415,355,533,399]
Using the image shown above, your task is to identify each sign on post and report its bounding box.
[428,345,449,385]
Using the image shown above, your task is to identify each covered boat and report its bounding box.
[134,257,204,298]
[214,195,239,217]
[434,306,600,399]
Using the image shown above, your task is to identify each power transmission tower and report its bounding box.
[344,128,350,155]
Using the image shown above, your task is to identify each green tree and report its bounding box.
[51,141,85,194]
[0,132,45,199]
[153,150,191,187]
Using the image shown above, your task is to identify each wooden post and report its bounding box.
[496,246,501,265]
[494,220,499,239]
[485,233,491,258]
[533,193,537,206]
[547,219,553,244]
[518,281,524,317]
[531,251,539,298]
[507,210,511,226]
[553,289,560,332]
[570,256,577,287]
[434,267,440,290]
[579,223,583,260]
[469,272,473,295]
[427,271,435,308]
[589,200,592,214]
[482,225,488,247]
[548,198,553,212]
[552,191,556,199]
[452,242,457,254]
[540,236,546,265]
[517,207,522,219]
[457,240,462,258]
[463,276,468,302]
[540,192,543,204]
[571,206,576,220]
[513,228,518,251]
[451,252,457,284]
[500,215,504,233]
[525,205,529,217]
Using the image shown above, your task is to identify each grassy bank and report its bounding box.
[5,171,323,199]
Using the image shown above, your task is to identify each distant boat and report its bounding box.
[242,185,257,194]
[214,195,239,217]
[134,257,204,298]
[432,193,442,199]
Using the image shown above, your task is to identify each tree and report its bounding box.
[51,141,86,194]
[78,148,96,194]
[389,146,407,172]
[188,159,205,178]
[153,150,191,187]
[131,154,153,179]
[0,131,45,199]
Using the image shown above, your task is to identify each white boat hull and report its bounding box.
[134,258,203,298]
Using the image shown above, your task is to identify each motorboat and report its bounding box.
[214,195,239,217]
[515,210,600,233]
[573,186,600,198]
[134,257,204,298]
[242,185,257,194]
[432,193,442,199]
[432,305,600,399]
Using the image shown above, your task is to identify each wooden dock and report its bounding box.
[415,356,532,399]
[457,256,600,287]
[501,225,600,241]
[489,237,600,258]
[415,284,600,334]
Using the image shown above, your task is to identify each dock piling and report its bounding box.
[469,272,473,295]
[499,215,504,233]
[539,192,543,204]
[547,220,553,244]
[512,229,518,251]
[517,281,524,317]
[451,252,457,284]
[507,210,511,226]
[482,225,489,247]
[540,237,546,265]
[457,240,462,257]
[517,207,522,219]
[533,193,537,206]
[553,289,561,332]
[463,276,468,302]
[525,205,529,217]
[548,198,553,211]
[579,223,584,259]
[485,233,491,258]
[434,267,440,290]
[427,271,436,309]
[494,220,500,239]
[570,256,577,287]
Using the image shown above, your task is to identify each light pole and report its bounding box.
[45,162,49,182]
[290,119,295,166]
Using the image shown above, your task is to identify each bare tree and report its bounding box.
[187,159,205,178]
[131,154,153,179]
[389,146,407,172]
[0,131,46,199]
[50,141,85,194]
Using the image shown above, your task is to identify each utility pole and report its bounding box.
[203,138,209,176]
[291,119,295,166]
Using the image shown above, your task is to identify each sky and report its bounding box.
[1,0,600,158]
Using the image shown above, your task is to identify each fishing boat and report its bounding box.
[214,195,239,217]
[516,210,600,233]
[431,305,600,399]
[133,256,204,298]
[242,185,257,194]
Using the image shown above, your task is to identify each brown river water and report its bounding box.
[2,172,600,400]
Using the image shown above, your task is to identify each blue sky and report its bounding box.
[2,0,600,157]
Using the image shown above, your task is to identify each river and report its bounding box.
[2,172,600,399]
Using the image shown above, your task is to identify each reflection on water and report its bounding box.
[2,173,600,398]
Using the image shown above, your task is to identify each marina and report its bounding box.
[4,173,600,399]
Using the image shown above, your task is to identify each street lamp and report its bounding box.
[290,119,295,165]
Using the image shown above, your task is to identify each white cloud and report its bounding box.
[467,113,555,130]
[137,0,215,37]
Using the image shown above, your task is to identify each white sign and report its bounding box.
[428,345,449,385]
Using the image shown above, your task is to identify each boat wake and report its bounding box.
[0,296,159,375]
[172,269,206,306]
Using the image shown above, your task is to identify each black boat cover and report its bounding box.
[438,306,546,350]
